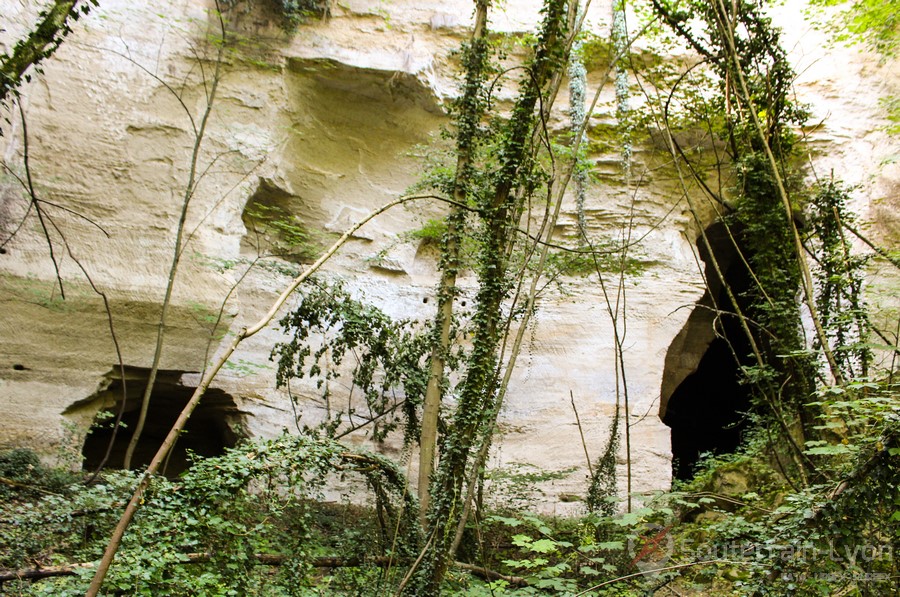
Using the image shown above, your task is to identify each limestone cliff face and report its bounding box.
[0,0,896,511]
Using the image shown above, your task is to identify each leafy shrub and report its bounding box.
[0,433,419,595]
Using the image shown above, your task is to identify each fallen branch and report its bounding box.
[454,561,528,587]
[825,427,898,502]
[3,553,525,587]
[0,562,95,583]
[844,222,900,270]
[573,559,749,596]
[1,554,393,583]
[0,476,60,495]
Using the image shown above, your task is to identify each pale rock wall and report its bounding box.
[0,0,895,513]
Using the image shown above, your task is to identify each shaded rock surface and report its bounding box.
[0,0,896,512]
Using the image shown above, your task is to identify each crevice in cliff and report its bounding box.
[76,366,246,477]
[285,57,444,114]
[661,222,754,481]
[241,177,315,263]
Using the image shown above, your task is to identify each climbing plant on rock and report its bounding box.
[807,180,872,380]
[649,0,837,484]
[405,0,578,592]
[418,0,492,523]
[2,433,420,595]
[0,0,97,109]
[272,279,434,443]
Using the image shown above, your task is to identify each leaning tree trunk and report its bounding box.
[405,0,571,592]
[1,1,89,105]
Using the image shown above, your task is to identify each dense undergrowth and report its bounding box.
[1,388,898,597]
[1,0,898,595]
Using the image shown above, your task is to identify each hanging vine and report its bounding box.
[406,0,575,592]
[272,279,434,443]
[649,0,831,481]
[417,0,492,523]
[807,180,872,380]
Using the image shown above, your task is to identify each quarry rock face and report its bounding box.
[0,0,896,512]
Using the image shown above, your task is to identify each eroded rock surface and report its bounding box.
[0,0,896,512]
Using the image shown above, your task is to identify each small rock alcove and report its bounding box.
[78,366,245,476]
[660,223,755,481]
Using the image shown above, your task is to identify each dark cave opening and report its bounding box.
[665,334,752,481]
[80,367,244,477]
[661,223,756,481]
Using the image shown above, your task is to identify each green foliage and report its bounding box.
[485,464,577,512]
[0,433,419,595]
[0,449,77,500]
[0,274,90,312]
[461,506,694,595]
[4,2,892,596]
[650,0,827,481]
[587,413,620,515]
[222,358,271,377]
[574,33,614,71]
[632,364,900,594]
[807,0,900,56]
[410,0,574,590]
[395,216,480,270]
[0,448,41,481]
[807,181,872,379]
[0,0,99,111]
[242,201,328,263]
[882,95,900,136]
[676,419,899,595]
[545,244,645,279]
[806,378,899,466]
[405,218,447,245]
[221,0,328,29]
[272,279,434,443]
[274,0,330,27]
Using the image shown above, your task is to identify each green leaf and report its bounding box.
[804,443,856,456]
[529,538,558,554]
[511,534,532,547]
[488,515,523,527]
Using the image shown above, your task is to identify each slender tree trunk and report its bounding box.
[406,2,572,592]
[712,0,843,384]
[86,193,436,596]
[446,0,594,555]
[123,26,224,469]
[417,0,490,526]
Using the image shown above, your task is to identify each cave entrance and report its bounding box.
[79,366,245,476]
[660,223,755,481]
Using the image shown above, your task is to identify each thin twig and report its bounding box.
[17,102,65,298]
[571,390,594,477]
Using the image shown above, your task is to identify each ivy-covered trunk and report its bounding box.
[407,0,571,592]
[651,0,837,483]
[417,0,491,525]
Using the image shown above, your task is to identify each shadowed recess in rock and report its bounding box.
[661,223,754,481]
[76,366,246,476]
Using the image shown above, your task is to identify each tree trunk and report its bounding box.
[417,0,490,526]
[407,1,572,592]
[0,1,86,104]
